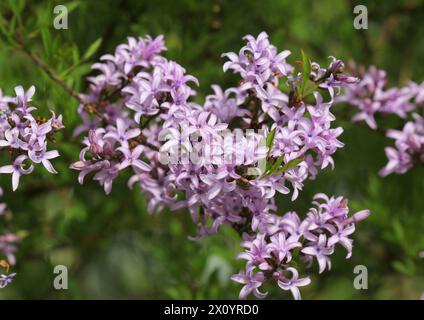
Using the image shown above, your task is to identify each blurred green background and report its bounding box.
[0,0,423,299]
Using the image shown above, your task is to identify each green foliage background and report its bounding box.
[0,0,423,299]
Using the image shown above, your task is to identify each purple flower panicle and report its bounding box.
[72,33,370,300]
[232,193,369,300]
[338,63,424,176]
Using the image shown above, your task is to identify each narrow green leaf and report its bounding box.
[72,45,80,65]
[273,157,304,175]
[41,28,52,59]
[264,157,304,177]
[392,219,405,243]
[0,16,7,35]
[265,155,284,175]
[300,49,311,96]
[303,80,318,97]
[266,128,276,157]
[82,37,102,61]
[66,1,81,14]
[7,15,16,36]
[8,0,25,15]
[392,260,415,276]
[0,16,16,46]
[67,63,92,79]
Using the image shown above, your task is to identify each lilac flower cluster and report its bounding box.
[232,194,369,299]
[222,32,293,86]
[0,86,63,191]
[338,64,422,130]
[379,113,424,176]
[338,64,424,176]
[202,33,355,205]
[72,33,369,299]
[71,35,198,196]
[0,85,61,289]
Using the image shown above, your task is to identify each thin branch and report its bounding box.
[16,40,84,105]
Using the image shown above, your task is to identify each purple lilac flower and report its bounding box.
[301,234,334,273]
[230,266,267,300]
[0,273,16,288]
[204,85,249,123]
[254,84,288,121]
[0,155,34,191]
[277,267,311,300]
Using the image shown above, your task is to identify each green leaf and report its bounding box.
[264,157,304,177]
[0,17,13,45]
[265,155,285,175]
[0,15,8,35]
[274,157,304,175]
[69,62,91,77]
[300,49,311,96]
[82,37,102,61]
[302,80,318,97]
[65,1,81,14]
[41,28,53,59]
[72,45,80,65]
[8,0,25,15]
[392,259,415,276]
[7,15,16,36]
[392,219,405,243]
[266,128,276,157]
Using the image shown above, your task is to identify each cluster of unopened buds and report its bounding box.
[337,63,424,176]
[71,32,370,299]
